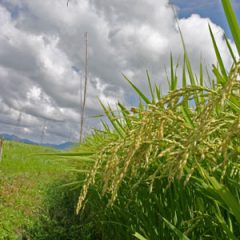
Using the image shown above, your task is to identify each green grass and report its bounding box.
[0,141,67,239]
[0,1,239,239]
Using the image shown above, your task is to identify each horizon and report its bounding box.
[0,132,74,149]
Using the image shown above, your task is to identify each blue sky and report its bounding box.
[172,0,240,38]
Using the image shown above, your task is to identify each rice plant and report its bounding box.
[45,0,240,239]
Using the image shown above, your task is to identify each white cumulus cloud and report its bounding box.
[0,0,236,143]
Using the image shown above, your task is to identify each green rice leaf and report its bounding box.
[180,105,194,128]
[155,84,161,100]
[122,74,151,104]
[99,100,124,137]
[215,213,237,240]
[209,24,228,82]
[133,232,148,240]
[199,167,240,225]
[39,152,94,156]
[212,65,226,85]
[182,56,187,88]
[221,0,240,55]
[224,34,237,64]
[146,70,155,103]
[170,54,177,91]
[118,102,132,128]
[199,62,203,86]
[162,217,190,240]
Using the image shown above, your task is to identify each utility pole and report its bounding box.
[80,32,88,143]
[0,139,3,161]
[40,120,47,144]
[14,110,23,137]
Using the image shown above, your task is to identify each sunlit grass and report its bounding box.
[0,141,66,239]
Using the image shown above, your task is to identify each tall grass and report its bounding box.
[34,1,240,239]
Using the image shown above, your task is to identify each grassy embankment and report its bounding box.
[0,141,67,239]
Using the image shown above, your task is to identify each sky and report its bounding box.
[0,0,239,144]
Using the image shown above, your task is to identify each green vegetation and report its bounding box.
[33,0,239,239]
[0,141,66,239]
[1,0,240,239]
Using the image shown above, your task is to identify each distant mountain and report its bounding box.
[0,133,74,150]
[43,141,75,150]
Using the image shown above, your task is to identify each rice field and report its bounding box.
[42,1,240,239]
[1,0,240,239]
